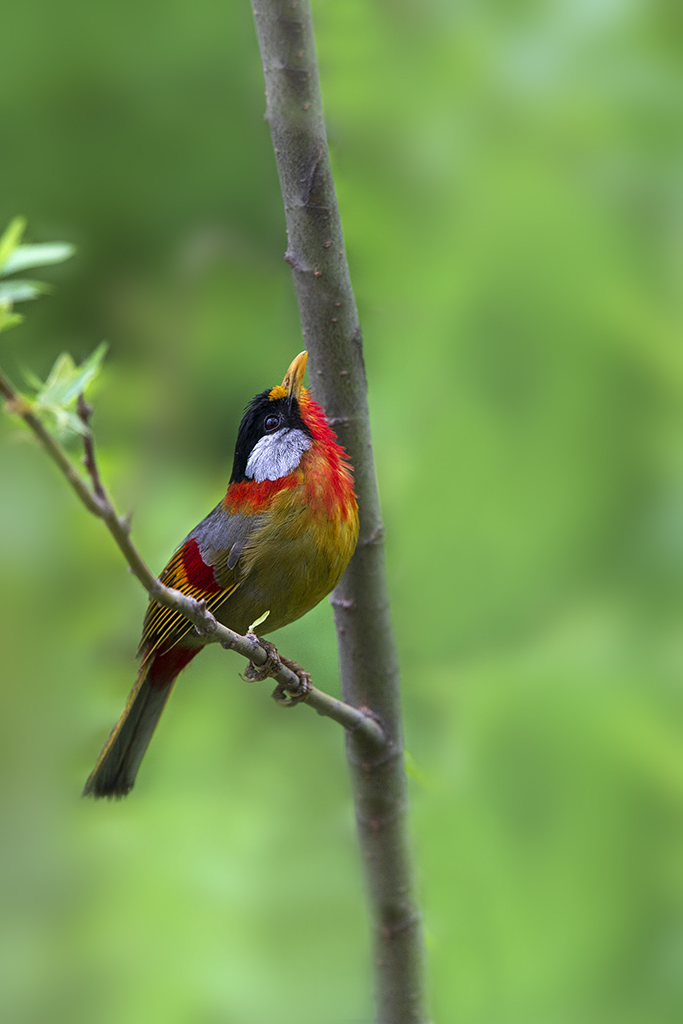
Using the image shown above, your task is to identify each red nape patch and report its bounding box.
[148,644,199,689]
[181,539,221,594]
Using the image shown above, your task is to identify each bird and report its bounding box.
[83,351,359,798]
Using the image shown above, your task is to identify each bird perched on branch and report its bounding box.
[84,351,358,798]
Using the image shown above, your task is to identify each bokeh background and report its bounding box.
[2,0,683,1021]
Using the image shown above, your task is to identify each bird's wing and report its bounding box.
[139,504,262,657]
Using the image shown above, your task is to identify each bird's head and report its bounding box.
[230,351,323,484]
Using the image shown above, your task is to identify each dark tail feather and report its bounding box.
[83,645,199,799]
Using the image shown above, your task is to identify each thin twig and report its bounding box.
[0,372,385,747]
[0,367,102,516]
[77,393,106,502]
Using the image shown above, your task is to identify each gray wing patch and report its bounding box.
[188,504,262,587]
[227,542,244,570]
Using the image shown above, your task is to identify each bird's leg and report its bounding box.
[271,656,312,708]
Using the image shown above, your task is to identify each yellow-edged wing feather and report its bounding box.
[138,542,239,659]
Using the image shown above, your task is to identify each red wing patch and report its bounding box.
[177,539,222,594]
[139,539,238,659]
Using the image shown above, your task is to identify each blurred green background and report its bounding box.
[2,0,683,1021]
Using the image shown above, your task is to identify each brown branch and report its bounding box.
[77,393,106,501]
[251,3,428,1022]
[0,372,384,747]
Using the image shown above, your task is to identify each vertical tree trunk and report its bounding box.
[250,4,429,1021]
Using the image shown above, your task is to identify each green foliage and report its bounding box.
[0,305,22,334]
[23,342,107,439]
[0,217,105,441]
[0,216,26,269]
[2,241,77,276]
[0,279,51,304]
[0,216,75,336]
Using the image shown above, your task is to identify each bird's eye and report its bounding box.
[264,414,280,431]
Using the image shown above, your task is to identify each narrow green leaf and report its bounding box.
[1,242,76,277]
[36,353,77,406]
[59,342,108,404]
[54,407,90,438]
[248,610,271,632]
[404,750,433,790]
[0,305,24,334]
[33,343,108,412]
[0,217,26,273]
[23,344,108,442]
[0,279,51,303]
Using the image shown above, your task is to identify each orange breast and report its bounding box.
[216,441,358,635]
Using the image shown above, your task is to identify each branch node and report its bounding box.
[346,743,403,771]
[4,395,31,416]
[284,249,309,272]
[189,597,220,639]
[380,914,421,942]
[361,524,386,546]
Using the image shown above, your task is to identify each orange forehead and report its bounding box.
[268,384,311,405]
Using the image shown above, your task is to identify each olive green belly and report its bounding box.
[215,499,357,637]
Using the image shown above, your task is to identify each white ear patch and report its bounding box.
[245,428,312,483]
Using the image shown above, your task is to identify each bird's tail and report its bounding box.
[83,645,199,799]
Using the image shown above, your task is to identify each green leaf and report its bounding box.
[0,304,24,335]
[0,217,26,273]
[404,750,433,790]
[37,352,77,407]
[24,343,108,442]
[1,242,76,277]
[59,342,108,404]
[0,279,51,304]
[54,407,91,438]
[248,610,271,632]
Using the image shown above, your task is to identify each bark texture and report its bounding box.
[251,3,428,1021]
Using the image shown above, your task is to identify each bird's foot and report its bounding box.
[243,638,312,707]
[271,657,312,708]
[243,637,282,682]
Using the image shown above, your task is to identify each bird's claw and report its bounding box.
[244,637,282,682]
[243,638,312,706]
[271,657,312,707]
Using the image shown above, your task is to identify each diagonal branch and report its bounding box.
[0,368,384,747]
